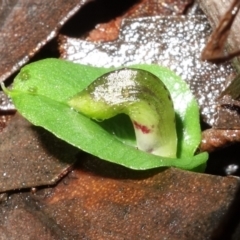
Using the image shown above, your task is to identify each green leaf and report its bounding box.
[4,58,208,171]
[131,64,201,158]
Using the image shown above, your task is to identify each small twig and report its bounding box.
[201,0,240,62]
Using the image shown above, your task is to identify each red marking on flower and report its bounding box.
[133,121,151,134]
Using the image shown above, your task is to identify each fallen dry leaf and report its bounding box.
[0,0,88,83]
[1,159,239,239]
[0,113,77,192]
[201,128,240,153]
[87,0,193,41]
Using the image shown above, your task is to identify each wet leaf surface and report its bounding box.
[0,0,88,83]
[60,15,236,126]
[0,113,77,192]
[0,160,239,239]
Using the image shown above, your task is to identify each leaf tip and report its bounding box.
[0,82,10,95]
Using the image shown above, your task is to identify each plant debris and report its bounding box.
[0,0,88,83]
[0,113,77,192]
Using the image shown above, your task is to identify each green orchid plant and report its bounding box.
[1,59,208,171]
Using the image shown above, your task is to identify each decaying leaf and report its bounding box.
[211,185,240,240]
[0,158,239,239]
[1,158,237,240]
[198,0,240,131]
[0,113,77,192]
[200,128,240,153]
[0,0,88,83]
